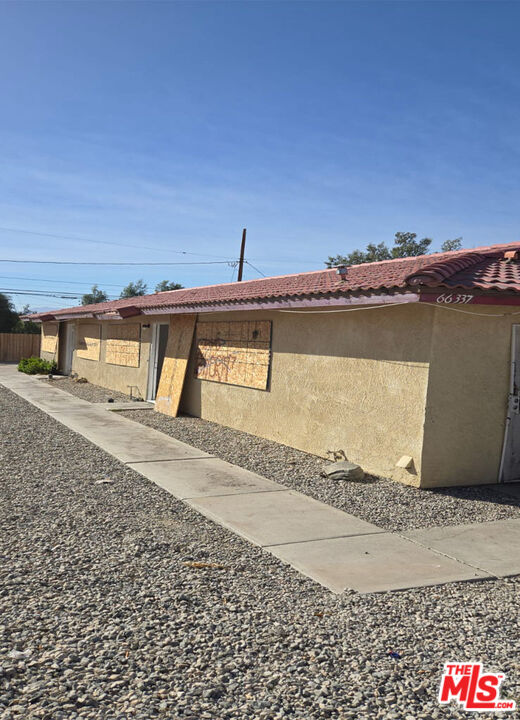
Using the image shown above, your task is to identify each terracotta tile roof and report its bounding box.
[29,241,520,319]
[406,250,520,292]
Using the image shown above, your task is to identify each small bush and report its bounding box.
[18,356,57,375]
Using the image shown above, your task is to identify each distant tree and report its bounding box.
[326,231,433,267]
[155,280,184,292]
[392,231,432,258]
[13,305,40,334]
[81,285,109,305]
[120,279,148,298]
[0,293,20,332]
[326,242,391,268]
[441,237,463,252]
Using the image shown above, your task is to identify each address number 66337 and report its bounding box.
[435,293,474,304]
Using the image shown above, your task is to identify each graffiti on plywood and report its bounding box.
[105,323,141,367]
[195,321,271,390]
[76,323,101,361]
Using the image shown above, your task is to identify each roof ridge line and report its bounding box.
[346,242,520,270]
[26,242,520,320]
[405,251,490,287]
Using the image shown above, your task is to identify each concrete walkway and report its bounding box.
[2,364,519,593]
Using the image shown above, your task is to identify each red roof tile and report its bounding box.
[29,241,520,319]
[405,248,520,292]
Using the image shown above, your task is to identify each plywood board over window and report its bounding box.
[105,323,141,367]
[155,315,196,417]
[41,322,59,355]
[76,323,101,361]
[196,320,271,390]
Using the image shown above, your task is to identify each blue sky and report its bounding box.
[1,1,520,310]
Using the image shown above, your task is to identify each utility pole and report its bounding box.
[237,228,246,282]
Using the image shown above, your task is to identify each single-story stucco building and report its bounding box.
[26,242,520,489]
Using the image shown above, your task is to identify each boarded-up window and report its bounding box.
[195,321,271,390]
[41,322,59,355]
[76,323,101,361]
[155,315,196,417]
[105,324,141,367]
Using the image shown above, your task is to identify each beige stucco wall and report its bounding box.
[180,305,433,485]
[420,305,516,488]
[40,321,58,365]
[67,318,159,398]
[39,303,520,489]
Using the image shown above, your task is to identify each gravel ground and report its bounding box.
[1,383,519,720]
[40,377,130,404]
[46,376,520,532]
[118,410,520,533]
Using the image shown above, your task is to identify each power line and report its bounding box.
[0,259,268,299]
[0,225,326,267]
[0,287,119,298]
[16,302,71,311]
[0,225,234,260]
[245,260,267,277]
[1,287,116,300]
[1,289,83,299]
[0,287,77,295]
[0,258,233,266]
[0,275,127,288]
[229,261,238,282]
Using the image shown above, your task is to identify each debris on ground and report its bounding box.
[387,651,402,660]
[326,449,347,462]
[321,460,365,482]
[8,649,32,661]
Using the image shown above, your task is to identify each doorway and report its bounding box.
[62,323,75,375]
[500,324,520,482]
[147,323,169,401]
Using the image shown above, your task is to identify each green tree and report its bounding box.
[13,305,40,334]
[120,279,148,298]
[441,237,463,252]
[155,279,184,292]
[326,231,433,267]
[326,242,391,268]
[81,285,109,305]
[0,293,20,332]
[392,231,432,258]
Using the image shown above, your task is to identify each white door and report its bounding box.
[63,323,75,375]
[147,323,169,401]
[500,324,520,482]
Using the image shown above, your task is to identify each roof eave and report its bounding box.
[138,289,420,315]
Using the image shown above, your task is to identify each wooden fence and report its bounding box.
[0,333,41,362]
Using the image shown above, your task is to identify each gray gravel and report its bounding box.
[1,384,520,720]
[40,377,130,404]
[117,410,520,532]
[48,376,520,532]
